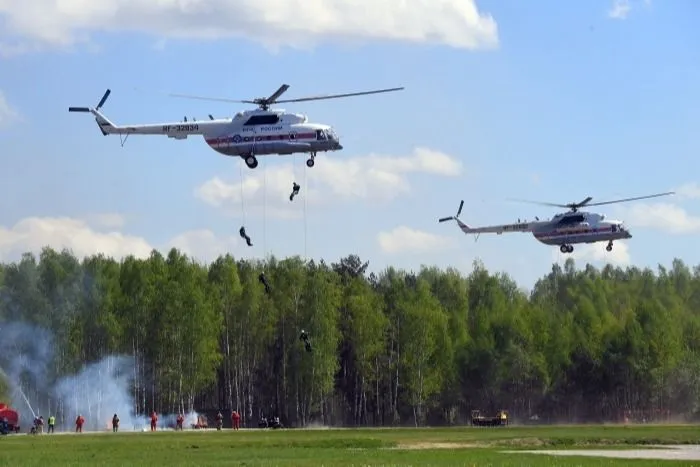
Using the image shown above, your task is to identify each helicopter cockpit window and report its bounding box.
[612,224,617,232]
[244,114,280,126]
[316,129,326,140]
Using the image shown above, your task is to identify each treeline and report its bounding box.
[1,247,700,427]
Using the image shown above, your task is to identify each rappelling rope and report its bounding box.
[294,154,308,261]
[239,159,247,225]
[262,156,267,261]
[303,160,308,260]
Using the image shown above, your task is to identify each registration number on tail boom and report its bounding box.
[162,124,199,132]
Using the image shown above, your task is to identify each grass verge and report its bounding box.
[1,424,699,466]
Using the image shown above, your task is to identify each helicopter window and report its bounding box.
[316,129,326,140]
[557,214,584,225]
[244,114,280,126]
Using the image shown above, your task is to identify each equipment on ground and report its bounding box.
[0,403,20,434]
[258,416,283,429]
[68,85,403,170]
[191,415,208,429]
[471,409,508,427]
[438,192,674,254]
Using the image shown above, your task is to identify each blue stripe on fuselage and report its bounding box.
[533,227,628,245]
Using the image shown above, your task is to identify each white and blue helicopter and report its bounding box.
[438,192,674,254]
[68,84,403,169]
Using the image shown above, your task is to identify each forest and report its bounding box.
[1,246,700,428]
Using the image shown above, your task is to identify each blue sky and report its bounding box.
[0,0,698,290]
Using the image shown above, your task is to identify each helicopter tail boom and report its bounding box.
[69,88,234,139]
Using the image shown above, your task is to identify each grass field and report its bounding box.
[2,424,700,466]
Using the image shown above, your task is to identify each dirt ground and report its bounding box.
[392,442,482,450]
[510,445,700,461]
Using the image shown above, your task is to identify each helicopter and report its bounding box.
[438,192,675,254]
[68,84,404,169]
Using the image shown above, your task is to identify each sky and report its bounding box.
[0,0,699,291]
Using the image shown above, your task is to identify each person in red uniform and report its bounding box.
[176,413,184,431]
[150,411,158,431]
[75,414,85,433]
[231,410,240,430]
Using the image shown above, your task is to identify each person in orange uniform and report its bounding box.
[231,410,240,430]
[150,411,158,431]
[176,413,184,431]
[75,414,85,433]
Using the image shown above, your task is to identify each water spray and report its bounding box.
[13,385,36,419]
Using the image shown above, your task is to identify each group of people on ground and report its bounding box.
[30,415,57,434]
[215,410,241,430]
[28,409,247,433]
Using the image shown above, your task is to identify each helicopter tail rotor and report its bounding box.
[439,200,464,223]
[68,89,113,136]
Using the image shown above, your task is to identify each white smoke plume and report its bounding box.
[0,321,200,432]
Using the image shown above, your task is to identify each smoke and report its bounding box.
[0,321,199,432]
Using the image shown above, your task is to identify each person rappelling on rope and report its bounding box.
[259,272,271,294]
[299,329,313,353]
[289,182,301,202]
[239,226,253,247]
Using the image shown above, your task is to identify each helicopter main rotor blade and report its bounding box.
[584,191,675,207]
[275,87,405,104]
[166,86,403,106]
[167,93,255,104]
[506,197,569,209]
[265,84,290,104]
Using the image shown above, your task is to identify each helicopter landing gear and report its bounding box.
[306,152,316,168]
[560,244,574,254]
[606,240,613,252]
[243,155,258,169]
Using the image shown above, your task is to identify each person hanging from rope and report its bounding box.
[289,182,301,202]
[239,226,253,247]
[299,329,313,353]
[259,272,271,294]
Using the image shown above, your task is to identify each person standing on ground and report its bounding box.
[112,414,119,432]
[75,414,84,433]
[150,411,158,431]
[48,415,55,433]
[231,410,240,430]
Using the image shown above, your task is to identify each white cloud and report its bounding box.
[607,0,651,20]
[608,0,631,19]
[0,90,20,128]
[0,216,240,264]
[90,213,126,229]
[0,0,498,55]
[377,226,457,254]
[195,147,463,219]
[552,241,631,267]
[675,182,700,200]
[622,203,700,234]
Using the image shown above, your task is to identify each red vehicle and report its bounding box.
[0,403,21,433]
